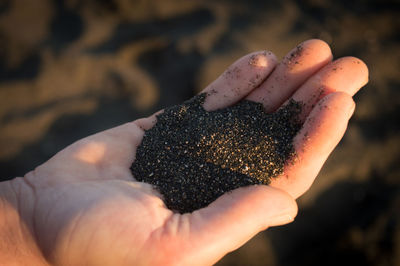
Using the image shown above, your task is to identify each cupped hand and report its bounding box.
[5,39,368,265]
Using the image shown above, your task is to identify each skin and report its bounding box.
[0,39,368,266]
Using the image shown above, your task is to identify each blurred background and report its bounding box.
[0,0,399,265]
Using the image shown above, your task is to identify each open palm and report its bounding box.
[11,39,368,266]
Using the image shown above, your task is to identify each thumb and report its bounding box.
[185,185,297,265]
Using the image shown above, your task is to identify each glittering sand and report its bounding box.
[131,94,302,213]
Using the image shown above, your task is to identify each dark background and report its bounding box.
[0,0,399,265]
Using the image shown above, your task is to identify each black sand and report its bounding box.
[131,93,303,213]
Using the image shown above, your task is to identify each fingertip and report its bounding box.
[299,92,355,143]
[330,56,369,90]
[287,39,333,66]
[349,56,369,85]
[134,110,163,131]
[343,56,369,79]
[246,39,333,111]
[350,100,356,118]
[202,50,277,111]
[264,186,298,227]
[195,185,298,230]
[303,39,332,58]
[343,92,356,118]
[319,91,355,118]
[249,50,278,68]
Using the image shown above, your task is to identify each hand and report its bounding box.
[0,39,368,265]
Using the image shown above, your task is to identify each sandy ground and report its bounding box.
[0,0,399,265]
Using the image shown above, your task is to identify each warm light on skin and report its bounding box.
[74,141,107,164]
[249,53,270,67]
[0,38,370,266]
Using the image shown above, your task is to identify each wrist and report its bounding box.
[0,178,48,265]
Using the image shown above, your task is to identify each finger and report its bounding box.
[135,110,163,131]
[134,52,277,132]
[202,51,277,111]
[36,122,145,183]
[71,51,276,166]
[246,39,332,112]
[269,92,355,198]
[76,122,144,165]
[287,56,368,122]
[72,108,161,169]
[181,186,297,265]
